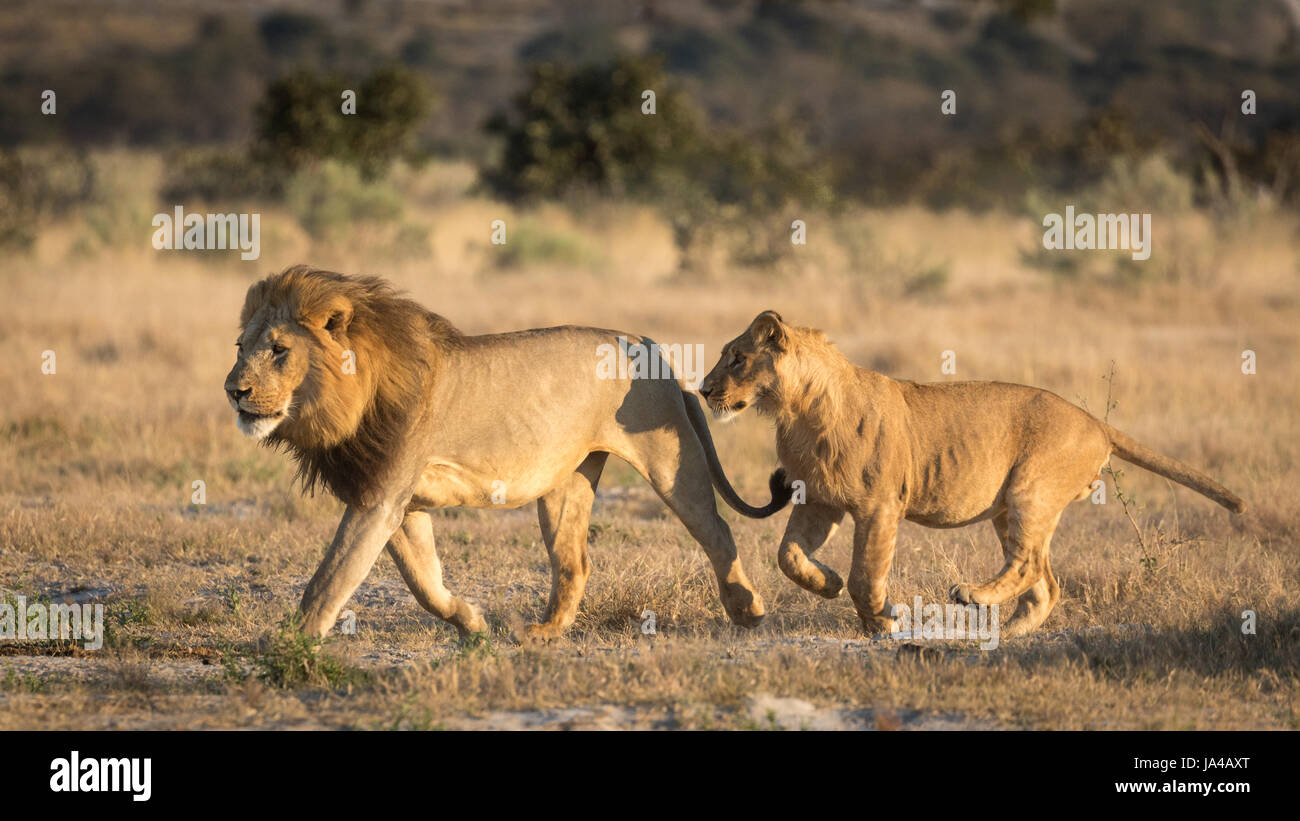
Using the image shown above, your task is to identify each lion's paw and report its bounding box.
[949,583,976,604]
[513,622,562,645]
[859,614,897,636]
[816,570,844,599]
[455,602,488,637]
[721,586,766,628]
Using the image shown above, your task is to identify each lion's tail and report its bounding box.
[682,390,792,518]
[1103,424,1245,514]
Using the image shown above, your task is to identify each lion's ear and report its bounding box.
[749,310,787,351]
[306,296,354,338]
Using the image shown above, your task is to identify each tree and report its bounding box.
[255,65,431,179]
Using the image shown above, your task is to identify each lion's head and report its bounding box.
[224,265,460,505]
[699,311,789,421]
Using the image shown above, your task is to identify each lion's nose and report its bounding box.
[227,386,251,403]
[699,386,713,399]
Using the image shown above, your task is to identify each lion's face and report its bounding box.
[699,311,787,421]
[223,311,316,440]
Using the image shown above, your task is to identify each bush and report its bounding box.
[255,65,432,180]
[284,160,404,238]
[481,54,835,255]
[493,220,604,271]
[160,147,286,204]
[0,148,94,248]
[482,55,710,201]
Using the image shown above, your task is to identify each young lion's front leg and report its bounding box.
[778,501,846,598]
[848,507,901,635]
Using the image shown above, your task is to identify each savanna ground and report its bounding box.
[0,155,1297,730]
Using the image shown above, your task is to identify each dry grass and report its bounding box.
[0,154,1296,729]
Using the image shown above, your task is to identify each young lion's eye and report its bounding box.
[272,344,288,356]
[730,353,746,369]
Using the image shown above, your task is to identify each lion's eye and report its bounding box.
[730,354,746,369]
[272,344,288,356]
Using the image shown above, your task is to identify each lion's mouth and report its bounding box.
[235,405,289,439]
[708,399,748,421]
[238,409,285,424]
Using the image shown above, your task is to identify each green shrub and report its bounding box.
[255,65,432,180]
[493,220,604,271]
[0,147,94,249]
[255,616,365,689]
[160,147,286,204]
[284,160,404,238]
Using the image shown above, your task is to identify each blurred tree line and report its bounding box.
[4,0,1300,252]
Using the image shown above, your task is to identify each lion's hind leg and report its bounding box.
[1003,551,1060,638]
[621,426,765,628]
[949,503,1060,619]
[950,499,1066,639]
[388,510,486,640]
[522,452,608,643]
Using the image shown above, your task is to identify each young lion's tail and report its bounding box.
[682,390,792,518]
[1103,424,1245,514]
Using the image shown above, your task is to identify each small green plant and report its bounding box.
[2,666,46,693]
[107,598,153,627]
[255,615,365,689]
[1093,362,1148,555]
[218,643,247,684]
[456,630,494,659]
[220,584,242,615]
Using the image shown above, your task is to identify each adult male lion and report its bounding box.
[223,266,789,641]
[699,311,1245,639]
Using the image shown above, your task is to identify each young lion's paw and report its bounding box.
[512,622,562,645]
[949,583,976,605]
[816,569,844,599]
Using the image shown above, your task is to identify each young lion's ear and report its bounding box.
[305,295,354,338]
[749,310,787,351]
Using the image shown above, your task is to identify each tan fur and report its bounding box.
[700,311,1246,639]
[224,266,787,642]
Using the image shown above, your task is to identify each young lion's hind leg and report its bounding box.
[1003,552,1060,638]
[388,510,486,639]
[523,452,608,642]
[950,506,1062,636]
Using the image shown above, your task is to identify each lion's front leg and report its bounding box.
[778,501,846,598]
[299,501,405,638]
[388,510,486,639]
[848,507,901,636]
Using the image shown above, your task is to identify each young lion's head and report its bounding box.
[698,310,789,421]
[224,265,459,506]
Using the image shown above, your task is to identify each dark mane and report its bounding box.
[247,265,462,508]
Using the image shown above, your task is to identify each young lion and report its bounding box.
[699,311,1245,638]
